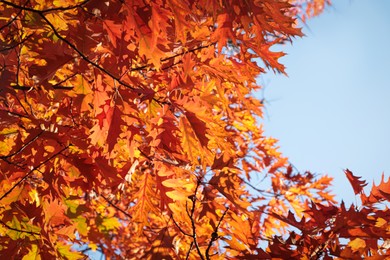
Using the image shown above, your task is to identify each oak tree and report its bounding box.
[1,0,389,259]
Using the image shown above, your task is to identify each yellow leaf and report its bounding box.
[57,244,83,260]
[179,116,201,163]
[46,13,68,32]
[225,236,248,251]
[7,216,22,240]
[162,178,186,188]
[348,238,366,252]
[89,242,98,251]
[22,244,41,260]
[376,217,387,228]
[74,216,88,236]
[102,217,121,231]
[166,190,188,201]
[28,189,40,207]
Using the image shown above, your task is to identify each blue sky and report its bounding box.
[261,0,390,204]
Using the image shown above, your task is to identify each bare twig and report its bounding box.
[187,179,205,260]
[130,43,215,72]
[0,219,40,236]
[12,91,30,116]
[0,144,70,202]
[205,207,229,259]
[243,179,282,198]
[186,242,194,260]
[37,13,138,92]
[0,34,33,52]
[51,72,77,89]
[0,0,91,14]
[0,0,26,31]
[99,193,132,219]
[0,130,43,160]
[171,215,192,237]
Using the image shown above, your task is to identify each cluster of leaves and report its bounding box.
[1,0,389,259]
[268,170,390,259]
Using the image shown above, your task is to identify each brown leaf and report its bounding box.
[344,169,367,195]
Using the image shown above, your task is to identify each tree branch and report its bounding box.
[187,179,205,260]
[130,43,215,72]
[171,215,192,237]
[37,12,138,92]
[186,242,193,260]
[205,207,229,259]
[99,192,132,219]
[0,144,70,202]
[0,33,33,53]
[0,130,43,160]
[0,0,91,14]
[0,0,26,31]
[0,219,40,236]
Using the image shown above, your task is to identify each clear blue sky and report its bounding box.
[261,0,390,204]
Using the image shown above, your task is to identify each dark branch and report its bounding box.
[0,109,29,119]
[0,130,43,159]
[205,207,229,259]
[130,43,215,72]
[0,0,26,31]
[0,219,40,236]
[0,0,90,14]
[0,33,33,53]
[0,144,70,202]
[187,179,205,260]
[51,72,77,89]
[243,179,282,198]
[100,193,132,219]
[37,12,138,92]
[186,242,194,260]
[171,215,192,237]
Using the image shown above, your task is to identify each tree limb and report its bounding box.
[0,144,70,202]
[205,207,229,259]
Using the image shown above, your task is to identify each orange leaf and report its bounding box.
[344,169,367,195]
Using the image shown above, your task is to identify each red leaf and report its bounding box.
[107,105,124,152]
[344,169,367,195]
[185,111,209,147]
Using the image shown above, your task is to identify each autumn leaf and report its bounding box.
[2,0,374,259]
[344,169,367,195]
[43,198,68,227]
[348,238,366,252]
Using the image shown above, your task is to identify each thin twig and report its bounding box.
[0,144,70,202]
[0,0,90,14]
[0,130,43,159]
[186,242,193,260]
[205,207,229,259]
[12,92,30,116]
[37,12,139,92]
[130,43,215,72]
[0,219,40,236]
[243,179,282,198]
[0,33,33,52]
[0,0,26,31]
[100,193,132,219]
[0,109,29,119]
[51,72,77,89]
[187,179,205,260]
[171,215,192,237]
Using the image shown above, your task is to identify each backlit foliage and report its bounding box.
[1,0,389,259]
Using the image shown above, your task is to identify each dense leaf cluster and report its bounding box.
[1,0,388,259]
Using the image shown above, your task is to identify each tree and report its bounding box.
[0,0,388,259]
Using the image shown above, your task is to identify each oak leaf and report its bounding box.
[345,169,367,195]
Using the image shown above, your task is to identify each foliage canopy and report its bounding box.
[1,0,389,259]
